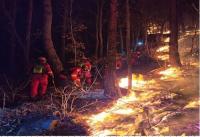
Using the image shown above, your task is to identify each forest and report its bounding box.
[0,0,199,136]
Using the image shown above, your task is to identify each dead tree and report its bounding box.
[169,0,181,67]
[43,0,64,74]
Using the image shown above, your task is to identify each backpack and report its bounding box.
[33,64,45,74]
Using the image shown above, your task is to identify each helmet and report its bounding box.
[82,55,88,60]
[38,56,47,64]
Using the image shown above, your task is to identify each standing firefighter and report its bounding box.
[31,57,53,98]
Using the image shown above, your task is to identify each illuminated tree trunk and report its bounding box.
[43,0,63,74]
[126,0,132,90]
[105,0,120,97]
[169,0,181,67]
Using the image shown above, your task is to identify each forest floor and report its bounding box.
[0,60,199,136]
[81,64,199,136]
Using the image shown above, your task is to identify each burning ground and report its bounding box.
[81,31,200,136]
[82,65,199,136]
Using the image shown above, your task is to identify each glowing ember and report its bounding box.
[159,67,182,80]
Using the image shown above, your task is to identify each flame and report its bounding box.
[84,68,184,136]
[163,30,170,34]
[85,90,138,136]
[156,46,169,53]
[158,67,182,80]
[184,99,200,109]
[157,55,169,61]
[119,74,147,89]
[163,37,170,43]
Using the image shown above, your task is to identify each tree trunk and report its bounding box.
[126,0,132,90]
[95,1,99,59]
[104,0,119,97]
[99,0,104,58]
[60,0,68,63]
[25,0,33,70]
[96,0,104,59]
[43,0,63,74]
[69,0,77,65]
[9,0,17,75]
[169,0,181,67]
[119,27,124,53]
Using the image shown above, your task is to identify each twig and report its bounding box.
[78,100,99,112]
[3,92,6,110]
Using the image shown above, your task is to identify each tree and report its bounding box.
[104,0,121,97]
[43,0,63,74]
[169,0,181,66]
[25,0,33,69]
[95,0,104,59]
[125,0,132,90]
[59,0,68,63]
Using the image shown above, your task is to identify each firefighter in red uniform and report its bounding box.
[31,57,53,98]
[71,67,82,87]
[80,57,92,85]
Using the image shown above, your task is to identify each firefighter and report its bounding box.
[31,57,53,98]
[71,66,82,87]
[80,56,92,85]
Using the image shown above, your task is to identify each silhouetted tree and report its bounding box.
[104,0,121,97]
[169,0,181,66]
[126,0,132,90]
[43,0,63,73]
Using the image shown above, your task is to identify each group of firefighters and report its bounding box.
[30,56,92,99]
[30,51,141,100]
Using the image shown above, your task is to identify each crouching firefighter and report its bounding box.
[81,57,92,86]
[30,57,53,99]
[71,66,82,87]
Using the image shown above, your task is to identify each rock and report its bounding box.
[79,89,108,99]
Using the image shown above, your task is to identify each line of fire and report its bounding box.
[0,0,199,136]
